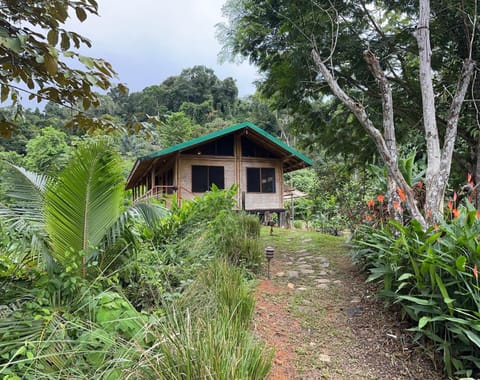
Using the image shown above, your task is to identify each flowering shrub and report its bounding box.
[353,184,480,377]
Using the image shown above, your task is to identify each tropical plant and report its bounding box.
[351,203,480,377]
[0,139,166,279]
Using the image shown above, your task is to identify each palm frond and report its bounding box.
[0,163,52,269]
[45,141,124,271]
[95,201,169,275]
[0,162,48,229]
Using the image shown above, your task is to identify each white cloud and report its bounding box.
[67,0,258,95]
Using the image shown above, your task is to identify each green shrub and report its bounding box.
[351,205,480,377]
[293,220,302,229]
[124,190,264,309]
[208,211,263,271]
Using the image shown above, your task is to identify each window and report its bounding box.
[183,135,234,156]
[246,167,276,193]
[192,165,225,192]
[241,136,279,158]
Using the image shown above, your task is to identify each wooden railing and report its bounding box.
[134,185,196,207]
[135,185,177,204]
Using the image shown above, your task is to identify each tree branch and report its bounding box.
[440,58,476,171]
[312,47,426,228]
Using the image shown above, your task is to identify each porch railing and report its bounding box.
[134,185,196,207]
[135,185,177,204]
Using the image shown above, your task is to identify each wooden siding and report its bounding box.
[240,158,283,210]
[175,155,284,210]
[178,155,237,201]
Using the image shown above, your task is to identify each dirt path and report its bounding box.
[253,228,442,380]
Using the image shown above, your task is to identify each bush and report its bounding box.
[123,189,264,310]
[351,205,480,377]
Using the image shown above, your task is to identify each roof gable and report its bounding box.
[125,121,312,189]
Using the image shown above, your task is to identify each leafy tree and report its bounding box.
[123,66,239,123]
[0,0,124,135]
[235,95,278,135]
[220,0,477,227]
[159,112,201,147]
[24,126,71,174]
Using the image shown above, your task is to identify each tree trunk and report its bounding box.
[415,0,442,225]
[416,0,476,224]
[311,48,427,229]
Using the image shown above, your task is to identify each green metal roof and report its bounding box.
[126,121,313,189]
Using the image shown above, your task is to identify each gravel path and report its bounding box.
[254,231,443,380]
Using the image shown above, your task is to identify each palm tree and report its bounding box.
[0,140,166,378]
[0,139,166,279]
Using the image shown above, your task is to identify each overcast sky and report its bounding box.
[68,0,258,97]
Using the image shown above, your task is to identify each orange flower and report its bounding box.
[453,192,458,202]
[393,200,401,210]
[396,188,406,202]
[447,200,453,210]
[367,199,375,208]
[476,210,480,219]
[474,265,478,281]
[453,208,460,218]
[468,173,472,183]
[365,214,372,222]
[377,194,385,203]
[433,224,439,231]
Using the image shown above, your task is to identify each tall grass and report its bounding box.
[124,260,272,379]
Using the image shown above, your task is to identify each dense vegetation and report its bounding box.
[0,140,271,379]
[2,0,480,378]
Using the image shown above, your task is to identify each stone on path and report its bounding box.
[300,269,315,275]
[287,270,299,279]
[320,262,330,268]
[318,354,331,362]
[275,272,285,277]
[346,307,364,317]
[317,270,328,276]
[316,284,329,289]
[287,283,295,289]
[297,264,313,269]
[297,287,308,291]
[316,278,330,284]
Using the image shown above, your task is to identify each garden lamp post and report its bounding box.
[264,246,274,279]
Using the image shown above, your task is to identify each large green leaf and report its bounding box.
[0,162,52,268]
[45,141,123,272]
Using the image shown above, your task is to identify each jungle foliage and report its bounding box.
[0,141,270,379]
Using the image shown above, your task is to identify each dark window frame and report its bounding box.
[192,165,225,192]
[246,167,276,193]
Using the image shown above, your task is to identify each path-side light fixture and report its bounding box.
[264,246,274,279]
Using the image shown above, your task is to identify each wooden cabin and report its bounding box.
[125,122,312,220]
